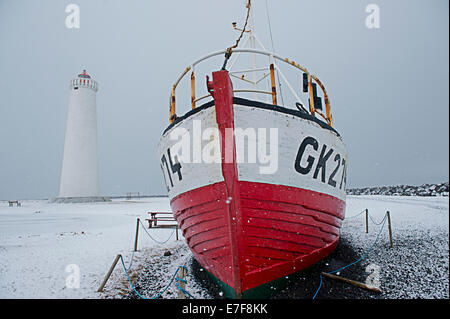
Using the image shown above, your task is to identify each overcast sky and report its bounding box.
[0,0,448,200]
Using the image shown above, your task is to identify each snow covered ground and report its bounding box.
[0,195,448,299]
[0,197,174,298]
[341,195,449,299]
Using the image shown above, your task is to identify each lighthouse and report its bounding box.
[54,70,109,203]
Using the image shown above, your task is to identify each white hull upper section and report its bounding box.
[158,106,224,199]
[234,104,347,201]
[158,101,347,201]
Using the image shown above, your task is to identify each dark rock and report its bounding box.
[347,182,449,197]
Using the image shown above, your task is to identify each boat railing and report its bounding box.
[169,48,333,127]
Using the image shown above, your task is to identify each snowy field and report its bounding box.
[0,197,173,299]
[0,195,448,299]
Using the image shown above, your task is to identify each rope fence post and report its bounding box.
[134,218,140,252]
[365,208,369,233]
[98,254,121,292]
[177,267,187,299]
[387,211,393,248]
[176,225,179,241]
[321,272,381,294]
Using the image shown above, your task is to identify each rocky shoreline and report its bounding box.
[347,182,448,197]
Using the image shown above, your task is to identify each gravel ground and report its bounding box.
[121,197,449,300]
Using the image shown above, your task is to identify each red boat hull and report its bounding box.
[171,180,344,296]
[158,70,347,298]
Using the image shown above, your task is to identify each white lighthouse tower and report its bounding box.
[54,70,109,203]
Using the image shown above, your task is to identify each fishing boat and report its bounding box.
[157,1,347,298]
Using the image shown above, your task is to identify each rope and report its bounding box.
[222,0,252,70]
[121,218,175,273]
[120,255,148,299]
[120,257,192,299]
[125,250,135,271]
[345,209,367,219]
[175,262,196,299]
[312,212,389,299]
[265,0,275,56]
[230,0,251,51]
[124,217,176,275]
[117,218,195,299]
[175,268,196,299]
[138,218,176,245]
[345,208,386,224]
[176,281,196,299]
[368,213,386,225]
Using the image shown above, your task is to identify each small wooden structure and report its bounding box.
[8,200,21,207]
[146,212,179,240]
[126,192,140,200]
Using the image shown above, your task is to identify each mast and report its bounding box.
[168,0,335,127]
[247,0,258,96]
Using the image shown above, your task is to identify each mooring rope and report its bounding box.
[116,218,195,299]
[138,218,176,245]
[175,259,196,299]
[368,213,386,225]
[120,256,192,299]
[222,0,252,70]
[125,250,135,271]
[176,271,196,299]
[312,212,389,299]
[345,208,386,224]
[345,209,367,219]
[230,0,251,51]
[122,218,176,273]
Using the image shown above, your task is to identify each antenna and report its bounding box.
[247,0,257,92]
[227,0,269,100]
